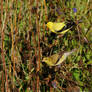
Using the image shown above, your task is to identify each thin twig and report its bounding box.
[36,0,41,91]
[1,0,9,91]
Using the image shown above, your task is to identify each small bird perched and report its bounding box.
[42,49,77,67]
[46,20,76,35]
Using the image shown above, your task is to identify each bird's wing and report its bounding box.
[55,55,65,65]
[53,22,65,31]
[50,54,59,64]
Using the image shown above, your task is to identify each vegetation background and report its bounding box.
[0,0,92,92]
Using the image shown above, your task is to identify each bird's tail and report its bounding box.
[64,48,77,58]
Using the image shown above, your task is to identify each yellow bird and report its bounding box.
[46,20,76,35]
[42,49,77,67]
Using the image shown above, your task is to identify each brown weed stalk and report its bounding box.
[10,0,15,90]
[43,0,48,21]
[1,0,9,91]
[36,0,41,91]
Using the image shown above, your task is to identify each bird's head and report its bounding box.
[46,22,53,29]
[42,57,49,64]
